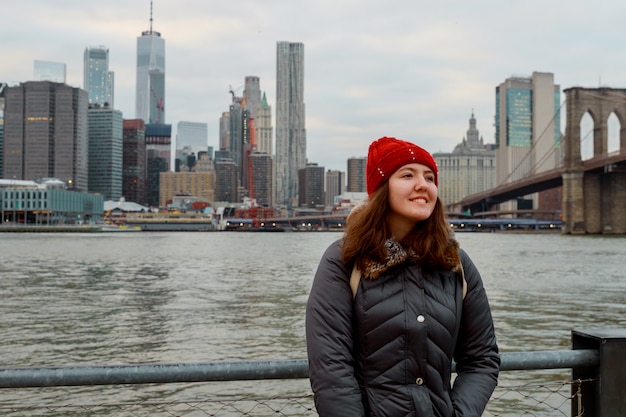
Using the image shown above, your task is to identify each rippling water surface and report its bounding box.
[1,231,625,415]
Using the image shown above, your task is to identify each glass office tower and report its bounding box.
[136,26,165,124]
[84,46,114,107]
[176,121,208,154]
[88,105,123,200]
[33,60,66,83]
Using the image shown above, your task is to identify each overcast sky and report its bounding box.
[3,1,625,171]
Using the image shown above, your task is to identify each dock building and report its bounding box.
[0,178,104,225]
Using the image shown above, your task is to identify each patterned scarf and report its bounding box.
[361,238,420,279]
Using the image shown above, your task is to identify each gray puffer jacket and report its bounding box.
[306,239,499,417]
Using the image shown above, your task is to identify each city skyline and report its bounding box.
[3,1,626,172]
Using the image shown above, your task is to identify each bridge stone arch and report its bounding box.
[563,87,626,234]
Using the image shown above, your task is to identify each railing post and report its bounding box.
[571,329,626,417]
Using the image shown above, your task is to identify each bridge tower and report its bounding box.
[563,87,626,234]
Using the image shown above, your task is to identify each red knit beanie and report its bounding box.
[366,136,438,195]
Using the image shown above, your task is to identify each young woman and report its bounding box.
[306,136,499,416]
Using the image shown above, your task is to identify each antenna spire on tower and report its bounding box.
[149,0,153,33]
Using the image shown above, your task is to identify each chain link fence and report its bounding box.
[485,378,595,417]
[0,394,316,416]
[0,377,598,416]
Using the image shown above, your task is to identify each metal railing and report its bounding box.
[1,329,624,417]
[0,350,598,389]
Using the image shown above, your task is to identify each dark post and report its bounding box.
[571,329,626,417]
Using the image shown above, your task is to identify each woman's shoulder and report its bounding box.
[314,238,351,284]
[457,247,475,268]
[318,238,349,271]
[322,238,344,260]
[457,247,482,285]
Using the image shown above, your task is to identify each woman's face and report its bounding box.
[387,163,438,238]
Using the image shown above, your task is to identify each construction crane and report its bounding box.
[228,85,242,103]
[150,85,164,124]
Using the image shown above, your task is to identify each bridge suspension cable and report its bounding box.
[497,99,594,187]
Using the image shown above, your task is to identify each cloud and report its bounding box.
[3,0,626,172]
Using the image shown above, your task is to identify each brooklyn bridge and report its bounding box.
[448,87,626,235]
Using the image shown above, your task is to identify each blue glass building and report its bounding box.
[84,46,114,107]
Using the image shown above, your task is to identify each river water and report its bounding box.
[1,231,625,416]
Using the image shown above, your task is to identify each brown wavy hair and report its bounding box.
[342,182,460,272]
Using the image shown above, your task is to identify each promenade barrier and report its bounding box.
[0,329,623,416]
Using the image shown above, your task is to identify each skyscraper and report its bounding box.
[495,72,561,210]
[243,76,261,123]
[122,119,146,204]
[495,72,561,183]
[145,123,171,206]
[347,157,367,193]
[176,121,208,154]
[0,83,5,176]
[243,76,273,155]
[218,112,230,153]
[33,60,66,83]
[250,152,273,207]
[88,104,123,200]
[275,41,306,207]
[175,121,209,172]
[298,163,324,208]
[256,93,273,155]
[228,101,247,184]
[325,170,346,207]
[223,76,273,203]
[84,46,114,107]
[136,2,165,124]
[3,81,88,190]
[214,158,238,203]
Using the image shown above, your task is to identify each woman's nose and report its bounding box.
[414,177,426,189]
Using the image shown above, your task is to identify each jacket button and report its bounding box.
[416,377,424,385]
[417,315,425,322]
